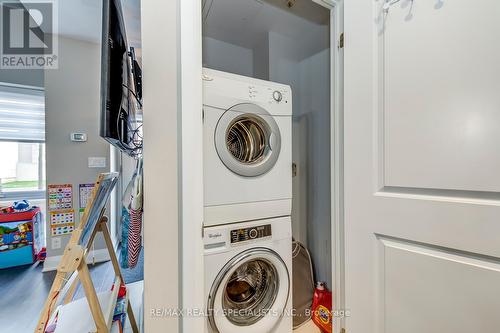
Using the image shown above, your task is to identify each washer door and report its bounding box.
[215,103,281,177]
[207,248,290,333]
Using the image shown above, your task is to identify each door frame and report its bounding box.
[178,0,344,332]
[321,1,346,332]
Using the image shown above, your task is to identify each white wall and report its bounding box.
[202,37,254,77]
[297,48,331,284]
[0,69,44,87]
[253,34,270,80]
[267,31,305,243]
[267,31,332,283]
[142,0,180,331]
[0,35,111,267]
[44,36,110,259]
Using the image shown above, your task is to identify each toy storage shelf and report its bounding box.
[0,207,42,269]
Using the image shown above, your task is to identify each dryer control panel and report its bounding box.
[230,224,272,244]
[247,85,289,105]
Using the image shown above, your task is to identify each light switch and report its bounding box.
[52,237,61,249]
[88,157,106,168]
[70,132,87,142]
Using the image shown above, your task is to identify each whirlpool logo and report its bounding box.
[1,0,58,69]
[208,232,223,239]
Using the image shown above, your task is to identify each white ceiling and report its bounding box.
[18,0,141,48]
[56,0,102,43]
[203,0,330,57]
[14,0,327,58]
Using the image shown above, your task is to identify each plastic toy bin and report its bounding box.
[0,207,42,269]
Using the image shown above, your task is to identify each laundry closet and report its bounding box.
[202,0,333,315]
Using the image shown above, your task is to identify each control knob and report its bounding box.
[249,228,258,239]
[272,90,283,102]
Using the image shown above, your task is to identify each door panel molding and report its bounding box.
[373,0,500,195]
[376,234,500,270]
[376,234,500,333]
[375,186,500,206]
[345,0,500,331]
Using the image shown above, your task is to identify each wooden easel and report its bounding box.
[36,173,139,333]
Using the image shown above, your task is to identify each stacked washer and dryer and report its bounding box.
[203,68,294,333]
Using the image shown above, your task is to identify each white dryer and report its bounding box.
[203,68,293,226]
[204,217,292,333]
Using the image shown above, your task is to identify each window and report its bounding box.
[0,83,45,200]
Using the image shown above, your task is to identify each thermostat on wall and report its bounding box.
[70,133,87,142]
[88,157,106,168]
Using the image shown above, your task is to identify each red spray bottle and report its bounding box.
[311,282,333,333]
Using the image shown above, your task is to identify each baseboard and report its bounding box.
[42,248,112,272]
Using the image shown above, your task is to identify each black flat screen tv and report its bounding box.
[100,0,141,156]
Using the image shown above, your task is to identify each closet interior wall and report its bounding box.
[202,0,332,283]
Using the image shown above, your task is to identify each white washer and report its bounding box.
[203,68,292,226]
[204,217,293,333]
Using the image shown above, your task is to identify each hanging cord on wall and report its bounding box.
[115,84,143,158]
[381,0,414,13]
[122,84,142,108]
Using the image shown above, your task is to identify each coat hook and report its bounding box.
[383,0,411,13]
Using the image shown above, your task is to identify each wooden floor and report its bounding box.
[294,320,322,333]
[0,260,127,332]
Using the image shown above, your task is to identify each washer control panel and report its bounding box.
[230,224,272,244]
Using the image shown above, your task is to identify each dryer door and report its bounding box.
[207,248,290,333]
[215,103,281,177]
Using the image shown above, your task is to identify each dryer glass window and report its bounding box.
[223,258,278,326]
[215,103,282,177]
[226,115,269,164]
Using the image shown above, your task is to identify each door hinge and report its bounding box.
[339,32,344,49]
[292,162,297,177]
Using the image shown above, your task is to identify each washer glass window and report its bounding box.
[207,248,290,332]
[222,258,278,326]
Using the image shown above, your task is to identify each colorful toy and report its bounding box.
[0,207,43,269]
[37,247,47,261]
[13,200,31,212]
[17,222,32,233]
[0,225,16,235]
[0,206,14,214]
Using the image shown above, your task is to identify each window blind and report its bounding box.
[0,83,45,142]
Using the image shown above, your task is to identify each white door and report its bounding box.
[344,1,500,332]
